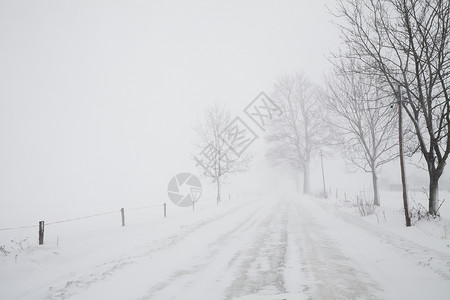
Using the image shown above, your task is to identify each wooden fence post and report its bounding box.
[121,208,125,226]
[164,203,166,218]
[39,221,44,245]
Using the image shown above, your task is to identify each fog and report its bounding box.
[0,0,343,223]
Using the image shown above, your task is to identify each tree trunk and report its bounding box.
[320,152,327,198]
[303,162,310,194]
[429,175,439,215]
[216,179,221,205]
[295,170,300,193]
[371,170,380,206]
[427,158,443,216]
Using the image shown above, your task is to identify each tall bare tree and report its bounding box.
[194,104,252,204]
[266,74,324,194]
[323,62,398,206]
[334,0,450,215]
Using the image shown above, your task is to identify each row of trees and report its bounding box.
[333,0,450,216]
[194,0,449,218]
[265,70,397,208]
[266,0,450,217]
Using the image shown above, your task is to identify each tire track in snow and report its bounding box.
[289,197,382,299]
[223,199,288,299]
[138,196,382,300]
[135,197,289,300]
[139,202,269,299]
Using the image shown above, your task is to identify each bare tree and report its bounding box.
[323,62,398,206]
[334,0,450,215]
[194,104,252,204]
[266,74,325,194]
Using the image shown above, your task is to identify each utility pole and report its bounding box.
[320,151,327,198]
[397,85,411,227]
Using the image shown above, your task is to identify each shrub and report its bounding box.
[352,194,375,216]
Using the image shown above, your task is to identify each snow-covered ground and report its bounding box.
[1,193,450,300]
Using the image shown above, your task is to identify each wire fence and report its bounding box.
[0,203,165,233]
[0,193,252,246]
[0,224,38,231]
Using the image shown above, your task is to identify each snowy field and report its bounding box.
[1,193,450,300]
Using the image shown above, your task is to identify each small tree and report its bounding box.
[194,104,252,204]
[323,62,398,206]
[266,74,325,194]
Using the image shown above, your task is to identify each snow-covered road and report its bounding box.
[2,195,450,299]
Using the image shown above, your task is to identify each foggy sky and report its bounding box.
[0,0,340,223]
